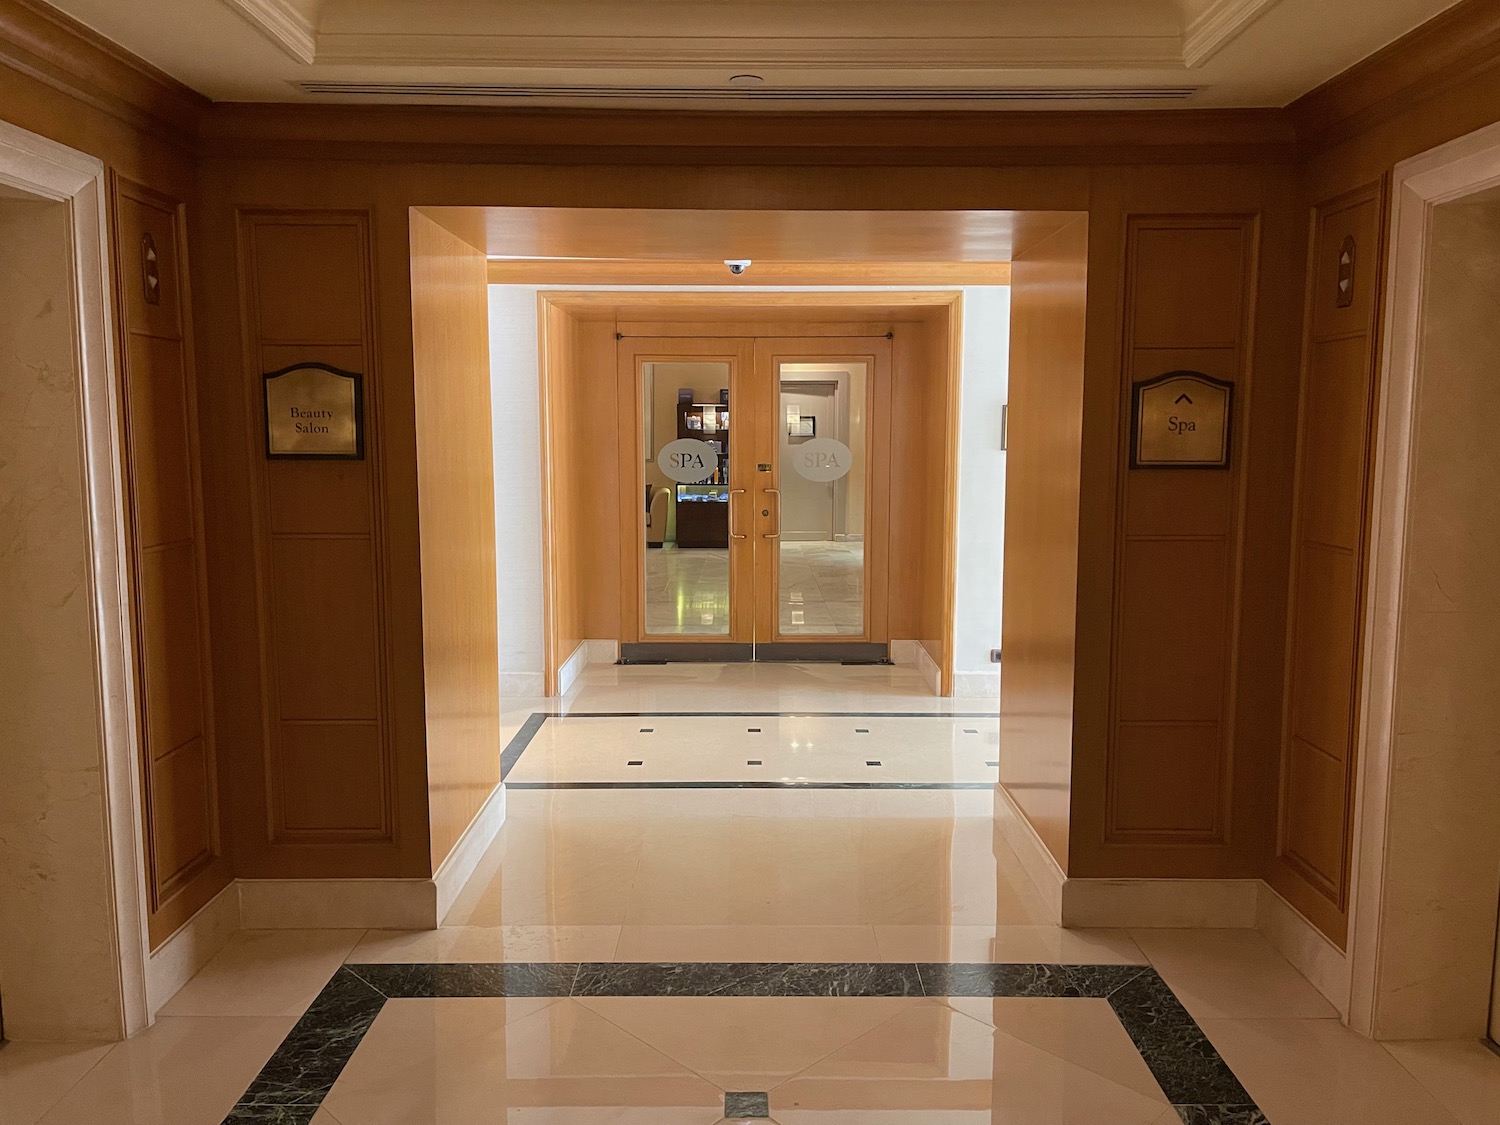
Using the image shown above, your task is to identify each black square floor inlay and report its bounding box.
[748,727,761,732]
[987,760,999,767]
[855,727,869,733]
[747,760,762,766]
[725,1091,770,1118]
[964,728,979,734]
[638,728,653,733]
[627,760,643,766]
[866,760,881,766]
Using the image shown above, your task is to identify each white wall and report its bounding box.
[487,286,546,694]
[951,285,1011,695]
[487,284,1010,697]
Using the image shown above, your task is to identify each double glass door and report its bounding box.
[620,334,891,660]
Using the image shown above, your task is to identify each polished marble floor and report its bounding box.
[502,713,1001,786]
[4,672,1499,1125]
[643,541,864,637]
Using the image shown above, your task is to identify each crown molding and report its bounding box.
[1290,0,1500,147]
[313,32,1184,70]
[0,0,206,143]
[1181,0,1284,68]
[221,0,316,64]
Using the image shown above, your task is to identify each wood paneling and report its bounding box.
[112,178,229,946]
[409,209,502,868]
[999,215,1089,867]
[1269,184,1385,944]
[1106,217,1258,848]
[237,211,398,857]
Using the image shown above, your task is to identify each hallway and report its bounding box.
[3,669,1497,1124]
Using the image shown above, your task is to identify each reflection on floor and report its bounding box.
[5,671,1498,1125]
[645,546,729,635]
[643,541,864,637]
[778,540,863,635]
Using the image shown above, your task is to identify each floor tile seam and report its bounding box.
[974,1004,1176,1107]
[569,995,783,1094]
[1373,1038,1487,1115]
[762,997,956,1096]
[20,1041,118,1125]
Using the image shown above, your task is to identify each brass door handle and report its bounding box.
[762,487,781,539]
[729,488,747,540]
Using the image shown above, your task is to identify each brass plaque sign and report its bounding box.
[264,363,363,459]
[1130,371,1233,470]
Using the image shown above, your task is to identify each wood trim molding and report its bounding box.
[1290,0,1500,149]
[197,103,1297,165]
[0,0,206,143]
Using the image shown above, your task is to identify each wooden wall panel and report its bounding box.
[238,211,398,850]
[1106,218,1258,848]
[112,179,229,947]
[1269,184,1385,943]
[999,216,1089,868]
[409,209,501,869]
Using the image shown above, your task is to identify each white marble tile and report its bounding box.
[1198,1017,1463,1125]
[36,1015,297,1125]
[159,929,365,1019]
[1128,928,1339,1020]
[1383,1038,1500,1125]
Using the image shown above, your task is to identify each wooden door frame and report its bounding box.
[537,291,963,694]
[615,336,757,646]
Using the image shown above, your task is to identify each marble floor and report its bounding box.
[502,713,1001,786]
[642,541,864,637]
[4,671,1499,1124]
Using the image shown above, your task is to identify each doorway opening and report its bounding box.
[620,326,896,665]
[0,122,150,1041]
[1350,122,1500,1045]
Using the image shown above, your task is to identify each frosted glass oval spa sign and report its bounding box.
[657,438,718,483]
[790,437,854,482]
[263,363,364,459]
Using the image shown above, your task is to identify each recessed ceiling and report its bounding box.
[44,0,1462,110]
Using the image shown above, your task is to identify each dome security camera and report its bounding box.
[725,259,752,276]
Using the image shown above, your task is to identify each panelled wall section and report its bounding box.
[113,178,230,947]
[1271,183,1386,944]
[1107,217,1259,850]
[235,211,402,871]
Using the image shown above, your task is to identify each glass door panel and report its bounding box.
[641,360,734,636]
[776,363,869,637]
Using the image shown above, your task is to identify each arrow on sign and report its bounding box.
[1175,393,1194,404]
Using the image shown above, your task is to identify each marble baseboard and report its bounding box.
[145,879,241,1016]
[497,671,545,696]
[585,638,619,664]
[885,639,942,694]
[1256,882,1350,1018]
[222,960,1266,1125]
[951,669,1001,698]
[994,782,1065,923]
[433,782,506,925]
[238,879,437,931]
[556,641,589,696]
[1062,878,1260,929]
